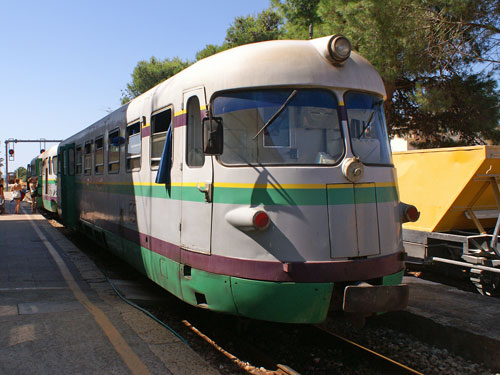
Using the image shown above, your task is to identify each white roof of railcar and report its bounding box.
[128,36,386,119]
[63,36,386,144]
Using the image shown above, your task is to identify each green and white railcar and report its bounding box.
[40,145,58,213]
[57,36,413,323]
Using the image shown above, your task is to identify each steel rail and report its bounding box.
[315,325,424,375]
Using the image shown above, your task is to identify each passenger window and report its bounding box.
[68,148,75,176]
[63,150,67,176]
[151,109,172,169]
[53,156,58,176]
[95,136,104,174]
[108,129,120,173]
[186,96,204,167]
[75,145,82,174]
[84,141,92,175]
[57,153,61,175]
[126,122,141,171]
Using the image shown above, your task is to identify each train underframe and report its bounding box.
[403,229,500,296]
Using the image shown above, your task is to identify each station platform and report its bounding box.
[0,197,220,375]
[380,276,500,371]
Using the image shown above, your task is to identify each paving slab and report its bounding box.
[0,203,220,375]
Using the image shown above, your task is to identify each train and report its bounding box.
[33,35,418,324]
[28,144,59,213]
[394,146,500,297]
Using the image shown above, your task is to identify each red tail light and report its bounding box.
[253,211,270,230]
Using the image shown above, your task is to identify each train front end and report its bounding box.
[186,36,412,323]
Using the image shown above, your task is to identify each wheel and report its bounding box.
[470,268,500,297]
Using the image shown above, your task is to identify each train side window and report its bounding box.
[151,108,172,169]
[84,141,92,175]
[57,152,61,175]
[53,156,58,176]
[108,129,120,173]
[61,151,66,176]
[75,145,82,174]
[186,96,204,167]
[95,136,104,174]
[126,122,141,171]
[68,148,75,176]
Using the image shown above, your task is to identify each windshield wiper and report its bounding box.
[358,101,382,139]
[359,111,375,139]
[253,90,297,140]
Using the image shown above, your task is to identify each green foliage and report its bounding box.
[394,74,500,147]
[272,0,322,38]
[121,57,191,104]
[224,8,284,47]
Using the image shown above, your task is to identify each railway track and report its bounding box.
[173,307,425,375]
[50,220,423,374]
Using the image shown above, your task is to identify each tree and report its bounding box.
[121,57,191,104]
[272,0,322,38]
[224,8,284,48]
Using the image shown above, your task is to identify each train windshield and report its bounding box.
[345,92,392,165]
[212,89,343,165]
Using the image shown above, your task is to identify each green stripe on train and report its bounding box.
[75,182,398,205]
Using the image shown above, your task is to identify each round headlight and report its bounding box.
[328,35,352,63]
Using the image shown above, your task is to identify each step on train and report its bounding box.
[29,35,417,323]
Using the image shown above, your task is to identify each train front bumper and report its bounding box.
[342,283,409,313]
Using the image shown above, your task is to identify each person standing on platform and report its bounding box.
[0,178,5,214]
[12,178,23,214]
[29,177,38,212]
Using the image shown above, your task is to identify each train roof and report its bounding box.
[170,36,385,97]
[62,36,386,144]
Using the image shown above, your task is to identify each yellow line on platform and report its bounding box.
[27,213,151,375]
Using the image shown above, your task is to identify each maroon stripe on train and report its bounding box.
[174,111,206,128]
[174,114,186,128]
[141,126,151,137]
[92,219,403,282]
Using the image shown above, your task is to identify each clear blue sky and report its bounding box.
[0,0,271,174]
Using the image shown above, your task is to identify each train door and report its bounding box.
[36,158,43,208]
[60,144,77,228]
[180,87,213,254]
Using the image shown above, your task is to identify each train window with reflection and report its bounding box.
[75,145,82,174]
[186,96,204,167]
[344,92,392,165]
[126,122,141,171]
[68,148,75,176]
[151,108,171,169]
[57,152,61,175]
[52,156,58,176]
[212,89,343,165]
[95,137,104,174]
[108,129,120,173]
[84,142,92,175]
